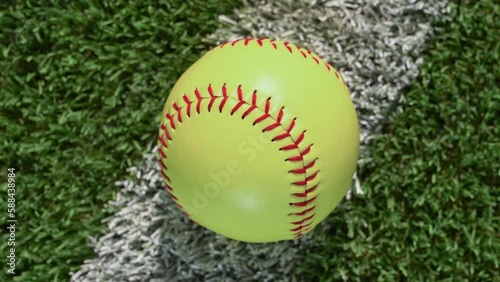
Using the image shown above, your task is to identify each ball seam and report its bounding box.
[218,38,347,87]
[158,83,319,238]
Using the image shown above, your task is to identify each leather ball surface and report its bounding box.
[158,38,359,242]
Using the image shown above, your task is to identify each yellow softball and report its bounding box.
[158,38,359,243]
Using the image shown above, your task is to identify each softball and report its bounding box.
[158,38,359,243]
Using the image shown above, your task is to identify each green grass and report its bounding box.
[1,0,498,281]
[0,1,239,280]
[299,1,499,281]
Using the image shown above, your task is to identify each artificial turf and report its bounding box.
[298,1,499,281]
[1,0,498,281]
[0,1,239,280]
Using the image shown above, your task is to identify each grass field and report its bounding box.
[0,1,240,281]
[299,1,499,280]
[1,0,498,281]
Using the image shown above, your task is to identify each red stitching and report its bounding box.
[158,159,167,170]
[289,205,315,216]
[172,102,181,112]
[158,83,319,238]
[194,88,202,114]
[168,192,178,201]
[158,134,167,148]
[218,38,346,87]
[291,170,319,186]
[158,147,166,159]
[290,159,317,174]
[291,214,315,225]
[231,38,243,46]
[207,84,217,112]
[293,226,312,238]
[296,46,307,58]
[283,41,293,53]
[177,108,183,123]
[165,183,173,191]
[291,196,317,207]
[242,105,257,119]
[287,118,296,133]
[290,222,313,232]
[219,83,229,113]
[269,39,278,49]
[160,169,170,182]
[285,143,311,162]
[292,184,318,197]
[231,85,246,115]
[183,94,192,117]
[295,130,306,145]
[280,144,297,151]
